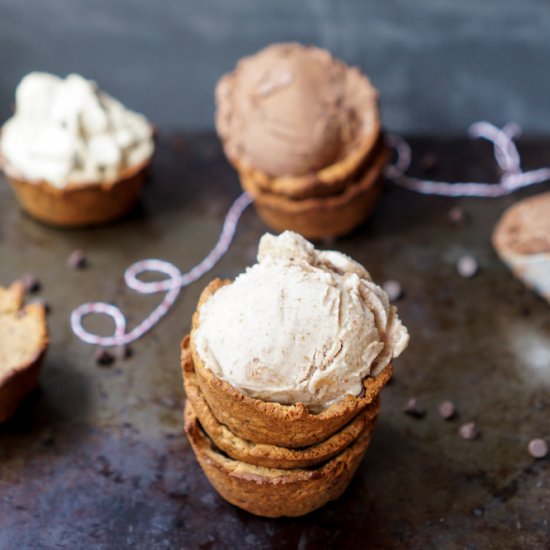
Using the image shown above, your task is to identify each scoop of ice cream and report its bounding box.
[216,43,378,178]
[0,72,154,188]
[194,231,409,412]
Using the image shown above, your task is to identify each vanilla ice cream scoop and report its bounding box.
[194,231,409,412]
[216,43,378,178]
[0,72,154,188]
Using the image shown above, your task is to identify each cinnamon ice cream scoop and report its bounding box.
[216,43,378,178]
[194,231,409,412]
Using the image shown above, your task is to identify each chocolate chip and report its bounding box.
[161,397,177,409]
[41,436,56,448]
[459,422,479,440]
[94,348,114,367]
[383,280,403,302]
[67,249,87,270]
[114,345,132,360]
[448,206,468,225]
[420,153,437,173]
[321,236,337,248]
[20,273,41,293]
[456,255,479,278]
[171,135,187,153]
[438,400,456,420]
[527,438,548,459]
[403,398,426,418]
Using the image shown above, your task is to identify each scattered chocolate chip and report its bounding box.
[456,255,479,278]
[20,273,41,293]
[448,206,468,225]
[67,249,87,270]
[520,305,532,318]
[171,135,187,153]
[459,422,479,440]
[438,400,456,420]
[419,153,437,173]
[30,298,51,314]
[114,345,132,360]
[472,507,484,517]
[94,347,114,367]
[533,396,549,412]
[403,398,426,418]
[383,280,403,302]
[527,438,548,459]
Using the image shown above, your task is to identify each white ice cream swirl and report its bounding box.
[0,72,154,187]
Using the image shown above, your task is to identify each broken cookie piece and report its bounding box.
[0,281,49,422]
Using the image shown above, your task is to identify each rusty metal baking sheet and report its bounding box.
[0,134,549,549]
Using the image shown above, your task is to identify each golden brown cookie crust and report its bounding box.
[4,158,150,228]
[184,400,374,517]
[182,335,381,469]
[0,283,48,422]
[241,146,388,240]
[189,279,392,448]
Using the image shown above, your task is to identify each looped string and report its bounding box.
[70,192,253,346]
[385,121,550,197]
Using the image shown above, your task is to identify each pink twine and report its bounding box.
[70,192,253,346]
[385,121,550,197]
[71,121,550,347]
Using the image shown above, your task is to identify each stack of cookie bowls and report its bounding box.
[215,43,389,240]
[233,125,388,241]
[182,280,393,518]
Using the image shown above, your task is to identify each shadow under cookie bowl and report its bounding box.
[182,231,409,517]
[215,42,387,239]
[0,72,155,228]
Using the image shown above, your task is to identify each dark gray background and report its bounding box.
[1,0,549,135]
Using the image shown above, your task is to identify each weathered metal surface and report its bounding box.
[0,134,549,549]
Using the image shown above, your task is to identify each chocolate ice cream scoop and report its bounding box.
[216,43,379,178]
